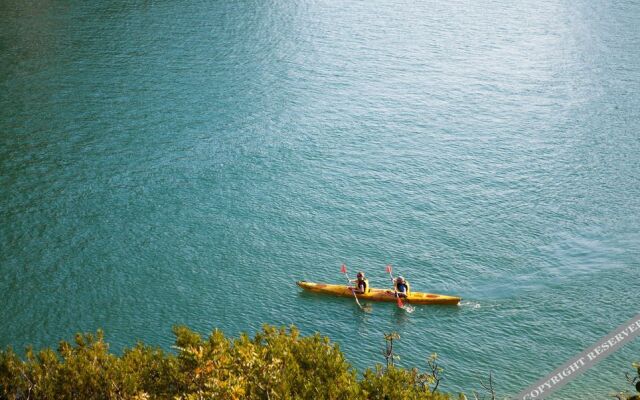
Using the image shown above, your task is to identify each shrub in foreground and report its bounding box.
[0,325,458,400]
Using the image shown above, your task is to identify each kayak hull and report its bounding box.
[297,281,461,305]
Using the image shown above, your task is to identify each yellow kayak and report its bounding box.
[297,281,461,305]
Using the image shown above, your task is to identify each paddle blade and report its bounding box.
[386,264,392,273]
[340,264,347,274]
[396,296,404,308]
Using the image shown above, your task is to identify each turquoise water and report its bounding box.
[1,0,639,397]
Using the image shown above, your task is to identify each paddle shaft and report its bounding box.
[341,267,364,310]
[386,268,405,308]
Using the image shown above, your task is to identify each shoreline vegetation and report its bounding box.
[0,325,637,400]
[0,325,462,400]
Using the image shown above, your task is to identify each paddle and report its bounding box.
[341,264,364,311]
[385,264,405,308]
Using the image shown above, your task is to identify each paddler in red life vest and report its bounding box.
[351,271,370,294]
[393,276,410,298]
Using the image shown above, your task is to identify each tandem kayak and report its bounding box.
[297,281,461,305]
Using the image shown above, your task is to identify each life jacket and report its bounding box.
[395,280,410,295]
[357,278,370,294]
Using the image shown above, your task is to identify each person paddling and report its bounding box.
[350,271,370,295]
[393,276,410,298]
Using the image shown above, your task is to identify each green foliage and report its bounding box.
[0,325,457,400]
[361,365,454,400]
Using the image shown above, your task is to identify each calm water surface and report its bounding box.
[1,0,639,397]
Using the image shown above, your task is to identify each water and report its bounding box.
[1,0,639,397]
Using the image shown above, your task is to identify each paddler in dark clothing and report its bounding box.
[393,276,410,298]
[351,271,370,294]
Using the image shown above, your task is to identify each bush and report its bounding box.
[0,325,457,400]
[361,365,454,400]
